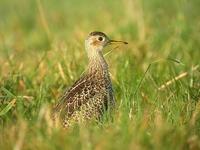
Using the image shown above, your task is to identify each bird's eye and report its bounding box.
[98,36,104,41]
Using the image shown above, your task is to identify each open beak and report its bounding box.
[108,40,128,45]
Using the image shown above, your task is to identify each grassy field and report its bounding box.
[0,0,200,149]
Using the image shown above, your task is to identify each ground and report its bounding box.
[0,0,200,149]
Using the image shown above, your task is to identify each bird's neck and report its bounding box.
[87,51,108,75]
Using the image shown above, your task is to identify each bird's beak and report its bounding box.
[108,40,128,45]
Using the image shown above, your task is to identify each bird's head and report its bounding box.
[85,31,128,58]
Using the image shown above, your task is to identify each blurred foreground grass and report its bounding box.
[0,0,200,149]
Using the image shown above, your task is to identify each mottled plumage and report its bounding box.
[53,31,127,127]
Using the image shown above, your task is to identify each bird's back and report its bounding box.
[53,68,114,127]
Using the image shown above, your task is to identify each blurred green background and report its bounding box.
[0,0,200,149]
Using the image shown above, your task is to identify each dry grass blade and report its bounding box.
[0,99,16,116]
[58,63,67,81]
[36,0,51,39]
[13,122,27,150]
[158,65,199,91]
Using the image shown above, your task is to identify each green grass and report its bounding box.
[0,0,200,149]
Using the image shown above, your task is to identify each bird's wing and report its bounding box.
[53,74,104,120]
[64,92,108,127]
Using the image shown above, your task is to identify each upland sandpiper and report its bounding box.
[53,31,128,127]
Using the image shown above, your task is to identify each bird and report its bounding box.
[52,31,128,127]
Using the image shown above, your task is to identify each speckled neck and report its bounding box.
[87,51,109,75]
